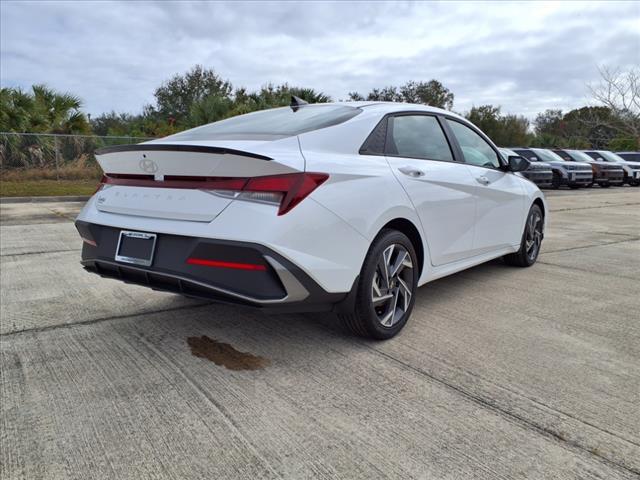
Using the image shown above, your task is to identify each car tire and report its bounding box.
[503,204,543,268]
[598,182,610,188]
[339,229,419,340]
[551,175,561,189]
[569,184,580,189]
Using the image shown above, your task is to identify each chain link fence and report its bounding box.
[0,132,154,181]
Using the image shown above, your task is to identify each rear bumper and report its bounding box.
[76,220,351,313]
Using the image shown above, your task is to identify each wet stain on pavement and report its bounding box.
[187,335,270,371]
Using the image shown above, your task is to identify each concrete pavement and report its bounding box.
[1,188,639,479]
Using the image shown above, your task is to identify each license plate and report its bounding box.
[115,231,157,267]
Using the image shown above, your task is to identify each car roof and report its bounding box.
[320,101,467,121]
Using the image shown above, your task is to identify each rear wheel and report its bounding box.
[598,182,611,188]
[504,204,543,267]
[340,229,418,340]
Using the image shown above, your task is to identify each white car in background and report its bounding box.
[76,100,547,339]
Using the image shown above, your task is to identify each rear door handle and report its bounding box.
[476,175,490,185]
[398,166,425,178]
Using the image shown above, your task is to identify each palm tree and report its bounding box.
[30,84,90,134]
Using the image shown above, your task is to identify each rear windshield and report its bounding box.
[165,105,362,141]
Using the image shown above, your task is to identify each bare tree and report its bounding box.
[588,66,640,141]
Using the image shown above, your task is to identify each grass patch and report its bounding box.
[0,179,98,197]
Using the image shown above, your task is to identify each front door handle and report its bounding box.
[476,175,491,185]
[399,166,425,178]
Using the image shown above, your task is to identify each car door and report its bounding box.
[384,113,478,266]
[444,119,525,255]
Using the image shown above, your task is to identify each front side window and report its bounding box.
[387,115,453,161]
[446,120,500,168]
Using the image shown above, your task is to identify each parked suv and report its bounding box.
[500,148,552,187]
[511,148,593,188]
[553,149,624,187]
[584,150,640,186]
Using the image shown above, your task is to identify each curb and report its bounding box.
[0,195,90,204]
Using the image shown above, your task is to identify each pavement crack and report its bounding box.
[135,333,283,479]
[550,201,640,213]
[362,344,640,477]
[536,260,639,281]
[0,303,212,338]
[1,248,78,257]
[542,237,639,254]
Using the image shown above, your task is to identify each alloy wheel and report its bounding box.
[525,211,543,261]
[371,244,414,327]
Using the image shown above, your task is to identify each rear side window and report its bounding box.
[165,105,362,141]
[387,115,453,161]
[446,120,500,168]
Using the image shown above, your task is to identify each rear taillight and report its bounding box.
[244,173,329,215]
[99,172,328,215]
[209,173,329,215]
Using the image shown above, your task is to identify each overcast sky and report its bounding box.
[1,1,638,118]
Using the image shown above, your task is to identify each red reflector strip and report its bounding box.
[81,237,97,247]
[186,258,267,271]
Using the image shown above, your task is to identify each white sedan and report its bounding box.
[76,99,546,339]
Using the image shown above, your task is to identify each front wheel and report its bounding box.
[504,204,543,267]
[339,229,419,340]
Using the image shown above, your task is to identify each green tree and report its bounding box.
[349,80,454,109]
[230,83,330,116]
[533,109,564,138]
[465,105,531,147]
[0,85,90,134]
[399,80,454,110]
[152,65,233,127]
[91,111,142,136]
[562,106,618,149]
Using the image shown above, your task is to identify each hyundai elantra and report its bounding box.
[76,99,546,339]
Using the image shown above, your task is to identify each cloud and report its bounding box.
[1,0,638,117]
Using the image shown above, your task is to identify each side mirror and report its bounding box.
[508,155,530,172]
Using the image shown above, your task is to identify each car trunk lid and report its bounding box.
[93,138,305,222]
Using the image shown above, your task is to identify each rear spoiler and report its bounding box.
[95,143,272,161]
